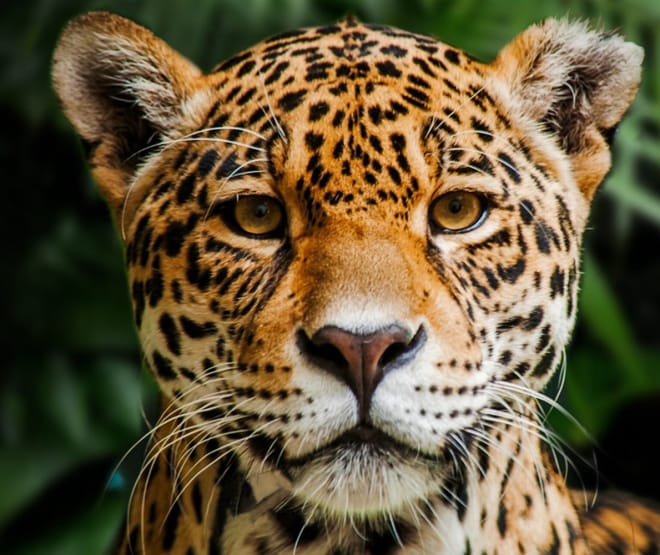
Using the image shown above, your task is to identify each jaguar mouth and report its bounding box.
[285,423,440,468]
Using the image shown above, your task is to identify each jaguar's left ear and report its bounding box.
[52,12,212,220]
[492,19,643,200]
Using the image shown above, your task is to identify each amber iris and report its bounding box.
[233,196,284,236]
[430,191,485,232]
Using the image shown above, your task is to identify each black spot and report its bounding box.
[497,500,507,536]
[164,214,198,258]
[444,48,460,64]
[523,307,544,330]
[369,135,383,154]
[305,61,333,81]
[265,28,307,43]
[305,131,324,150]
[389,100,409,116]
[197,149,218,177]
[402,87,429,108]
[180,315,218,339]
[365,518,413,554]
[159,313,181,356]
[137,227,153,267]
[477,437,490,477]
[380,44,408,57]
[535,222,552,254]
[265,60,290,85]
[497,316,523,335]
[473,154,495,176]
[368,106,382,125]
[550,267,565,298]
[390,133,406,152]
[483,268,499,289]
[177,173,196,204]
[532,346,556,377]
[152,350,177,380]
[186,243,201,286]
[471,117,493,142]
[191,481,204,523]
[210,457,243,552]
[216,152,239,179]
[218,267,244,296]
[497,152,521,183]
[224,84,242,103]
[387,166,402,185]
[308,101,330,121]
[375,60,402,78]
[277,90,307,112]
[332,110,345,127]
[543,524,561,555]
[497,257,525,283]
[499,350,512,365]
[147,255,164,307]
[332,139,344,159]
[519,199,535,224]
[273,506,321,545]
[443,77,459,93]
[536,324,552,353]
[236,86,257,106]
[457,482,470,522]
[511,362,530,379]
[215,50,252,72]
[236,59,256,77]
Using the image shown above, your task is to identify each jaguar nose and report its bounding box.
[298,325,425,420]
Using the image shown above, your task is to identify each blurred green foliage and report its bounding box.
[1,0,659,553]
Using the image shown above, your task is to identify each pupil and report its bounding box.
[254,203,268,219]
[448,199,462,214]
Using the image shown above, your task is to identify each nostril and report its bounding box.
[379,326,425,370]
[297,331,349,371]
[379,341,409,368]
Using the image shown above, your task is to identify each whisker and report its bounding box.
[425,85,486,139]
[257,71,287,143]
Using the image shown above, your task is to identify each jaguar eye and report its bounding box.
[227,195,285,238]
[429,191,487,233]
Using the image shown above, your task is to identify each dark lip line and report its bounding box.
[283,424,442,468]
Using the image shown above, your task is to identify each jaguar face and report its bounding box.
[123,37,585,519]
[52,13,642,522]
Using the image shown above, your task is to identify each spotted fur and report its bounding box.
[53,12,659,554]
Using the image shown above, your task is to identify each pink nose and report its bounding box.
[299,325,424,420]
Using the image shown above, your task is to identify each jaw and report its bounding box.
[283,438,448,520]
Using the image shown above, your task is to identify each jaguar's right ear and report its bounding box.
[52,12,211,218]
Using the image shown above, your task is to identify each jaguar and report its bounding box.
[53,11,660,554]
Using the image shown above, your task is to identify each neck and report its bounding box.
[121,405,588,554]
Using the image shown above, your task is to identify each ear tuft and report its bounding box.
[494,18,643,154]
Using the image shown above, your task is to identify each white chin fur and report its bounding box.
[288,443,444,518]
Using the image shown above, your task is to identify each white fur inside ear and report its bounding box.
[493,18,643,137]
[92,33,192,133]
[53,12,209,142]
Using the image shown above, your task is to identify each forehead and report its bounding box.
[209,20,493,126]
[183,21,517,224]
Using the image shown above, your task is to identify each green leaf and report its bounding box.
[579,252,647,389]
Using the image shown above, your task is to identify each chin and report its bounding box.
[285,427,446,519]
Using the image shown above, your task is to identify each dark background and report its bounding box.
[1,1,659,553]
